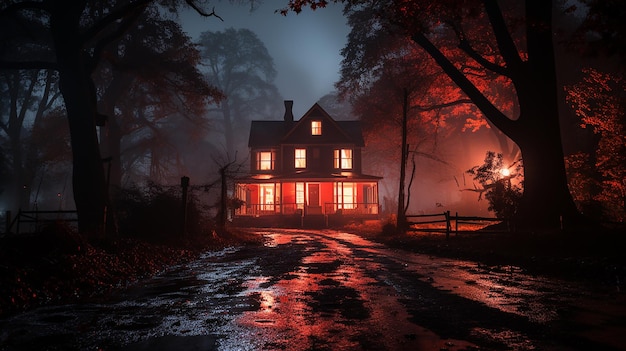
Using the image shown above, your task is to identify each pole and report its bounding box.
[181,176,189,237]
[397,88,409,232]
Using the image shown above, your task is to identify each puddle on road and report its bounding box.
[2,230,620,351]
[217,230,479,351]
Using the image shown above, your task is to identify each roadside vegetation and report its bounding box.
[346,219,625,288]
[0,186,262,318]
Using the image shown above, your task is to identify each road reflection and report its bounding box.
[0,229,622,351]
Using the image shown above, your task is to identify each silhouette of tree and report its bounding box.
[0,0,224,236]
[284,0,622,231]
[0,69,62,212]
[197,28,282,157]
[565,68,626,222]
[96,8,219,188]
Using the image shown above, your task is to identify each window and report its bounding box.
[296,182,305,209]
[295,148,306,168]
[257,151,274,170]
[311,120,322,135]
[259,184,274,211]
[333,149,353,169]
[334,182,356,209]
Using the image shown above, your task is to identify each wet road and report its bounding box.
[1,228,624,350]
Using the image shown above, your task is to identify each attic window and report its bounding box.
[311,120,322,135]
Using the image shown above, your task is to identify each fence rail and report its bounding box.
[406,211,507,238]
[3,210,78,235]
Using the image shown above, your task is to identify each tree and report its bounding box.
[284,0,610,231]
[466,151,523,219]
[565,68,625,222]
[0,69,62,212]
[0,0,223,235]
[96,8,219,189]
[197,28,282,156]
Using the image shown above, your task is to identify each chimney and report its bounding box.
[284,100,294,122]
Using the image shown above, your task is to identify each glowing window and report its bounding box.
[259,184,274,211]
[296,182,305,209]
[311,121,322,135]
[333,149,353,169]
[257,151,274,170]
[295,148,306,168]
[334,182,356,209]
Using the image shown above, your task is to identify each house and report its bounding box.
[233,101,382,227]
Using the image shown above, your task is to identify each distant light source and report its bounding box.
[500,168,510,177]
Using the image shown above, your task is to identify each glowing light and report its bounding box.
[500,168,510,177]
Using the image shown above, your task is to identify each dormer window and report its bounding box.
[311,120,322,135]
[334,148,353,169]
[295,148,306,168]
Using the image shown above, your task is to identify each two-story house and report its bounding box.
[234,101,381,226]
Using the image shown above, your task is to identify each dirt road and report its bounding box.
[1,228,624,350]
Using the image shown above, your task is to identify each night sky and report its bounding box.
[178,2,349,118]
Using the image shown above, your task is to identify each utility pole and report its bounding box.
[397,88,409,232]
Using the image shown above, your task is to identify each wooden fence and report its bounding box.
[3,210,78,235]
[406,211,508,238]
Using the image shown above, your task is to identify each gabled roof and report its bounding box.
[248,121,292,148]
[248,103,364,148]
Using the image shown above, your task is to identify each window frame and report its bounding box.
[257,151,275,171]
[333,148,353,169]
[295,148,306,169]
[311,120,322,135]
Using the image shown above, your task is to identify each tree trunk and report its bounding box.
[221,101,235,157]
[51,2,106,236]
[411,0,582,231]
[510,0,580,230]
[100,73,132,189]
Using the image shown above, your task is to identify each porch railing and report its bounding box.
[324,203,380,215]
[234,202,380,216]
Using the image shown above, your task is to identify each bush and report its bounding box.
[113,182,213,242]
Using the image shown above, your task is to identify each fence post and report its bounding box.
[180,176,189,237]
[445,211,451,239]
[455,211,459,236]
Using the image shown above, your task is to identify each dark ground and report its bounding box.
[0,224,263,318]
[348,221,626,287]
[1,221,624,318]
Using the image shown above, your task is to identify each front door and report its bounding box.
[307,183,321,214]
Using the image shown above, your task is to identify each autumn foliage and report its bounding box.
[565,68,626,222]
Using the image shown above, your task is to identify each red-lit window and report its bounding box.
[311,121,322,135]
[257,151,274,170]
[333,149,353,169]
[259,184,274,211]
[334,182,356,209]
[295,148,306,168]
[296,182,305,209]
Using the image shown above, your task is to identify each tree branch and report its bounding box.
[458,40,510,77]
[86,5,146,73]
[186,1,223,21]
[483,0,525,76]
[411,32,518,139]
[411,98,473,112]
[81,0,151,44]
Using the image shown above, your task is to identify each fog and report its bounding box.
[178,2,349,118]
[0,2,512,220]
[176,3,507,217]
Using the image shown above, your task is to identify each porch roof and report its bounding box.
[235,170,382,183]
